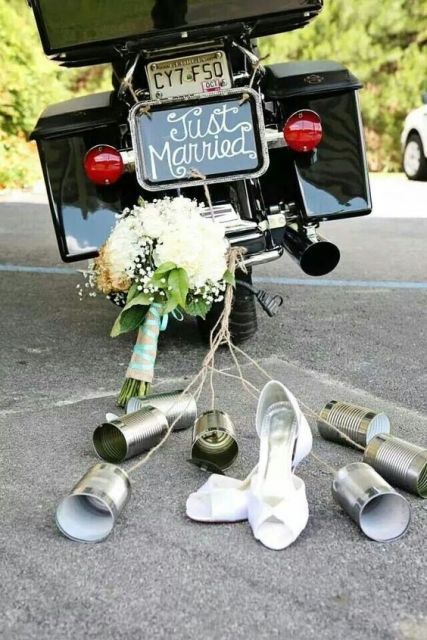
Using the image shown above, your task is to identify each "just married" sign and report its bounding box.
[130,89,268,191]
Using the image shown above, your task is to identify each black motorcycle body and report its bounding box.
[29,0,371,283]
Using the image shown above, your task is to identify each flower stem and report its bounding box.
[117,378,151,408]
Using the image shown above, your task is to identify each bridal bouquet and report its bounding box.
[82,196,233,406]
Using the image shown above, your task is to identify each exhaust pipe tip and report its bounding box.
[300,240,340,277]
[282,227,341,277]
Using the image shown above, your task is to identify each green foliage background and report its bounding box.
[0,0,110,188]
[261,0,427,171]
[0,0,426,187]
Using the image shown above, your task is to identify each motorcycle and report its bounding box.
[29,0,371,342]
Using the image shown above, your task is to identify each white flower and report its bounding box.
[103,217,141,282]
[150,197,228,288]
[139,206,167,238]
[92,196,229,299]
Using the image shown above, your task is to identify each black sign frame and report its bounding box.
[129,88,269,192]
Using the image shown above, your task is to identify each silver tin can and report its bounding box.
[332,462,411,542]
[56,463,131,543]
[364,434,427,498]
[127,389,197,431]
[93,405,168,463]
[192,410,238,470]
[318,400,390,448]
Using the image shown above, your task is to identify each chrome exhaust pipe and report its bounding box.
[282,226,340,276]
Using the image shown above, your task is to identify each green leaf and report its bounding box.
[126,282,140,303]
[123,291,152,310]
[111,305,147,337]
[149,263,177,287]
[186,298,210,319]
[168,268,189,307]
[149,273,167,287]
[161,294,180,315]
[154,262,177,275]
[223,269,236,286]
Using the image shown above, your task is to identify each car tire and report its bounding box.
[403,133,427,181]
[197,269,258,345]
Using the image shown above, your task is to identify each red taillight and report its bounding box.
[84,145,124,185]
[283,110,323,153]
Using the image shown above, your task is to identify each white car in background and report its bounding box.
[401,92,427,180]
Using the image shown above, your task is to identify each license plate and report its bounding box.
[130,88,269,192]
[146,50,232,100]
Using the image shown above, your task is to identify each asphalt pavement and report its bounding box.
[0,175,426,640]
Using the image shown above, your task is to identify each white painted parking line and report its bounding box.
[1,263,426,289]
[254,277,427,290]
[0,263,77,275]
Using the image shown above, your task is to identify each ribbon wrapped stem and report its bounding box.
[117,304,166,408]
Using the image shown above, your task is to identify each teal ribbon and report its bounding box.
[127,304,170,376]
[150,303,170,332]
[160,313,169,331]
[127,303,186,378]
[172,309,184,322]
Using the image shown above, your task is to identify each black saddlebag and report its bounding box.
[31,92,130,262]
[262,60,372,222]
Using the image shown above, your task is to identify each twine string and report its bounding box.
[204,363,343,475]
[188,169,215,221]
[127,247,244,475]
[207,366,260,393]
[126,246,362,479]
[128,368,207,474]
[230,343,365,453]
[121,54,141,103]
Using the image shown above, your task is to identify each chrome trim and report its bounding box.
[200,203,258,234]
[142,40,225,60]
[232,72,251,83]
[229,231,263,244]
[120,149,135,170]
[232,42,260,67]
[258,212,287,232]
[244,248,283,267]
[265,128,287,149]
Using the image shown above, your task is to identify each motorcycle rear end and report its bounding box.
[29,0,371,342]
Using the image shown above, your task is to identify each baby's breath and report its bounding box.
[78,196,230,314]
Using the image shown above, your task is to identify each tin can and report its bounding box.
[56,463,131,543]
[127,389,197,431]
[318,400,390,448]
[93,406,168,463]
[192,410,238,470]
[332,462,411,542]
[364,434,427,498]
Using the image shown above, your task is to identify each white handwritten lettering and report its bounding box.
[145,102,258,181]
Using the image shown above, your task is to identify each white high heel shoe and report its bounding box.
[247,400,309,550]
[186,470,256,523]
[255,381,312,463]
[186,381,312,525]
